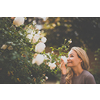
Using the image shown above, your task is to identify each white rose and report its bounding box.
[35,42,46,53]
[13,17,25,27]
[32,54,44,66]
[26,34,33,42]
[33,20,36,25]
[32,59,36,64]
[32,34,40,43]
[41,37,47,43]
[26,31,35,42]
[61,56,67,64]
[27,29,33,33]
[31,31,35,35]
[1,44,7,50]
[48,62,56,70]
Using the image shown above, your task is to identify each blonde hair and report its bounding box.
[65,47,90,84]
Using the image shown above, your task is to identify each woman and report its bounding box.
[60,47,96,84]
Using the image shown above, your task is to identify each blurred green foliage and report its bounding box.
[0,17,58,84]
[43,17,100,51]
[90,48,100,84]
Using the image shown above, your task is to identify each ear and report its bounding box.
[79,58,82,63]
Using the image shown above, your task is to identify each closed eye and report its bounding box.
[70,55,74,57]
[68,54,74,57]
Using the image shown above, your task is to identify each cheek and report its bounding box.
[67,58,77,65]
[69,58,75,62]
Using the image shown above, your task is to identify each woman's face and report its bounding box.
[67,49,82,68]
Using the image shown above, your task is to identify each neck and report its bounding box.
[72,65,84,76]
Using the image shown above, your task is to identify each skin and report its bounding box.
[60,49,84,76]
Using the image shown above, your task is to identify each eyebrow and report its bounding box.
[68,53,74,56]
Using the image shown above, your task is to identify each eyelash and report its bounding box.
[68,55,74,57]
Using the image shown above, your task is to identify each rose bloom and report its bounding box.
[48,62,56,70]
[32,54,44,66]
[33,20,36,25]
[61,56,67,64]
[26,34,33,42]
[27,29,33,33]
[35,42,46,53]
[13,17,25,27]
[32,34,40,43]
[41,37,47,43]
[1,44,7,50]
[26,31,35,42]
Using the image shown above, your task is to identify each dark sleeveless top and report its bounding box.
[60,70,96,84]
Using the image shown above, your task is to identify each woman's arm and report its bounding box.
[60,58,67,84]
[60,74,67,84]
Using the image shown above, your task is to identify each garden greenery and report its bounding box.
[0,17,71,84]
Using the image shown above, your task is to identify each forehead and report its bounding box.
[68,49,77,55]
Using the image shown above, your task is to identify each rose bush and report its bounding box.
[0,17,71,84]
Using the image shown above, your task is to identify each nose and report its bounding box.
[67,57,70,61]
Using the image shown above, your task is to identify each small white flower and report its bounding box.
[68,39,72,43]
[13,17,25,27]
[26,34,33,42]
[41,37,47,43]
[35,42,46,53]
[32,34,40,43]
[45,76,48,80]
[48,62,56,70]
[61,56,67,64]
[51,51,54,54]
[33,20,36,25]
[31,31,35,35]
[1,44,7,50]
[26,30,35,42]
[32,54,44,65]
[27,29,33,33]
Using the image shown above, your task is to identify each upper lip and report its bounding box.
[67,62,72,63]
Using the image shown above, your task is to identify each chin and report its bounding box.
[67,64,72,68]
